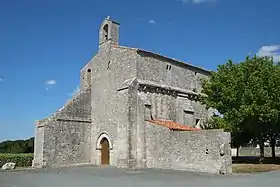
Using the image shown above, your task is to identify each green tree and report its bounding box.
[205,115,253,157]
[266,62,280,157]
[0,137,34,154]
[200,56,280,163]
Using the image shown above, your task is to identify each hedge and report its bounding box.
[0,153,33,168]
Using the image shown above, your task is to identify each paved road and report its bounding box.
[0,166,279,187]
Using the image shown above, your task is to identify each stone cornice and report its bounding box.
[136,79,206,100]
[56,118,92,123]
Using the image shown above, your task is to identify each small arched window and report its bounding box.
[87,69,91,73]
[103,24,108,40]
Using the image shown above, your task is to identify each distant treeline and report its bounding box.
[0,137,34,153]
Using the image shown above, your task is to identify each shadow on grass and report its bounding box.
[232,156,280,165]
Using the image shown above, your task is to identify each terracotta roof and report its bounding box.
[146,119,201,131]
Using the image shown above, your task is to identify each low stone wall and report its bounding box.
[231,147,280,157]
[145,124,232,174]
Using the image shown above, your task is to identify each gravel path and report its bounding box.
[0,166,280,187]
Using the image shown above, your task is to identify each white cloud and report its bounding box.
[148,19,156,24]
[45,80,56,91]
[69,86,80,97]
[257,45,280,62]
[180,0,215,4]
[45,80,56,85]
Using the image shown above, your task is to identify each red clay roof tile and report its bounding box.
[146,119,201,131]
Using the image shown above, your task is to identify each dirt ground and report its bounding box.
[233,164,280,173]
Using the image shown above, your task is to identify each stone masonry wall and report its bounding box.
[90,43,138,168]
[133,48,213,128]
[145,124,232,174]
[33,124,44,167]
[42,120,91,167]
[34,86,92,168]
[136,50,210,93]
[80,60,93,91]
[135,80,210,127]
[135,83,231,174]
[135,85,177,169]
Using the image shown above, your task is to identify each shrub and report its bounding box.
[0,153,33,167]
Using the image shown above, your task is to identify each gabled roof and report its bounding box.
[146,119,201,131]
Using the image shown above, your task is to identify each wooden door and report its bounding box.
[101,138,109,165]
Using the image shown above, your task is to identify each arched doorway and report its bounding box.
[100,138,110,165]
[96,132,112,165]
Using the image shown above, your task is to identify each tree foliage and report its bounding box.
[200,56,280,162]
[0,137,34,154]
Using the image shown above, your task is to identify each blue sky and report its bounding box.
[0,0,279,141]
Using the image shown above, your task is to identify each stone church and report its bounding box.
[33,17,232,174]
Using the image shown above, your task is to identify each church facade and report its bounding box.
[33,17,232,174]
